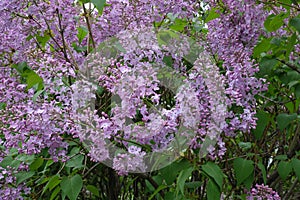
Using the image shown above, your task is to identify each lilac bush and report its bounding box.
[0,0,299,199]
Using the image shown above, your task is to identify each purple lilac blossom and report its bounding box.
[207,0,268,135]
[247,184,281,200]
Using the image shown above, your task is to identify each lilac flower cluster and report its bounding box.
[0,0,83,68]
[113,146,146,175]
[207,0,268,135]
[0,67,68,161]
[72,26,230,174]
[0,165,31,200]
[247,184,281,200]
[0,148,31,199]
[190,51,227,159]
[0,1,81,196]
[73,31,181,171]
[92,0,199,43]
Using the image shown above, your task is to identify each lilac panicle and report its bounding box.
[207,0,268,135]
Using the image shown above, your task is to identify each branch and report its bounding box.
[83,162,101,178]
[56,9,79,71]
[82,4,96,52]
[276,59,300,74]
[284,178,298,199]
[273,0,300,11]
[56,8,70,63]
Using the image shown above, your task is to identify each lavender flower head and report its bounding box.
[72,27,228,174]
[247,184,281,200]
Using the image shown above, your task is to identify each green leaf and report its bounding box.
[50,187,61,200]
[233,158,254,185]
[0,156,21,169]
[243,172,254,190]
[60,175,83,200]
[91,0,106,13]
[280,71,300,85]
[257,162,267,184]
[16,154,35,164]
[184,181,202,189]
[288,80,300,88]
[77,26,88,44]
[202,162,223,190]
[238,142,252,150]
[205,8,220,23]
[164,192,176,200]
[285,101,296,113]
[278,161,292,180]
[36,33,50,48]
[15,171,35,185]
[157,30,179,46]
[295,84,300,99]
[30,157,44,171]
[276,113,297,131]
[44,175,61,193]
[9,148,19,156]
[96,86,104,95]
[278,0,293,9]
[253,38,271,58]
[1,156,22,169]
[36,176,50,186]
[11,160,21,169]
[275,155,288,160]
[286,33,297,59]
[45,160,54,169]
[149,185,168,200]
[264,13,287,32]
[160,159,192,185]
[176,166,194,195]
[0,102,6,110]
[259,57,278,76]
[169,19,187,31]
[0,156,13,168]
[253,111,271,139]
[79,0,91,3]
[291,158,300,180]
[270,37,282,47]
[207,179,221,200]
[23,70,44,91]
[289,17,300,32]
[86,185,100,197]
[13,62,44,91]
[111,41,126,53]
[13,62,30,74]
[66,154,84,169]
[72,43,87,53]
[162,56,173,68]
[33,89,45,102]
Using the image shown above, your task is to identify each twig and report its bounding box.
[56,9,70,63]
[276,59,300,74]
[82,4,96,52]
[284,178,298,200]
[275,0,300,11]
[83,162,101,178]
